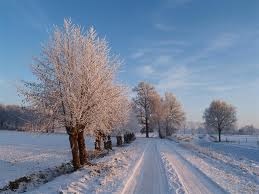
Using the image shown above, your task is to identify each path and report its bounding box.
[122,138,227,194]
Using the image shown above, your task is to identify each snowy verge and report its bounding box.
[26,138,147,194]
[166,140,259,193]
[0,150,110,193]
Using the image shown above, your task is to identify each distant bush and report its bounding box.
[238,125,259,135]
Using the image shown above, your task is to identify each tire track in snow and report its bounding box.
[121,139,171,194]
[120,141,150,194]
[160,152,185,194]
[160,141,227,194]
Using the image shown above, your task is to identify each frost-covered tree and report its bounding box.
[149,92,164,137]
[133,82,158,138]
[96,93,130,149]
[151,92,185,138]
[162,92,185,136]
[20,19,128,169]
[203,100,237,142]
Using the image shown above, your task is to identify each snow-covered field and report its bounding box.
[1,131,259,193]
[0,130,98,189]
[218,134,259,148]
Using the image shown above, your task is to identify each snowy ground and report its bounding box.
[0,130,99,189]
[1,131,259,193]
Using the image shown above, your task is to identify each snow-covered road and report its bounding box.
[158,140,226,194]
[123,138,226,194]
[123,141,170,194]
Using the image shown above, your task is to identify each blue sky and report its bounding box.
[0,0,259,127]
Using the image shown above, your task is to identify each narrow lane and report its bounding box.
[132,139,170,194]
[122,138,227,194]
[122,138,171,194]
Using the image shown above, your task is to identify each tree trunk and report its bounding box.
[68,129,80,170]
[218,129,221,142]
[158,122,163,139]
[107,135,112,150]
[77,130,88,165]
[95,136,101,150]
[145,117,149,138]
[116,136,122,146]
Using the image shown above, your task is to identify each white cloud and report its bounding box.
[154,65,207,92]
[154,23,175,32]
[136,65,155,77]
[156,40,188,46]
[154,55,173,65]
[130,50,145,59]
[181,33,239,65]
[208,33,239,51]
[207,85,239,92]
[165,0,192,7]
[130,32,243,94]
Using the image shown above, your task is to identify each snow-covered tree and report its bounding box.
[162,92,185,136]
[149,92,164,137]
[20,19,128,169]
[203,100,237,142]
[96,92,131,149]
[151,92,185,138]
[133,82,158,138]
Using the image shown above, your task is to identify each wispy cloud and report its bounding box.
[154,23,175,32]
[130,47,182,62]
[131,32,244,95]
[181,33,239,65]
[208,33,239,51]
[153,55,173,65]
[207,85,239,92]
[165,0,192,7]
[155,65,209,92]
[12,1,49,32]
[156,40,188,46]
[130,50,145,59]
[136,65,155,77]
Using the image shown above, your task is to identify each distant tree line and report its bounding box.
[0,104,40,131]
[236,125,259,135]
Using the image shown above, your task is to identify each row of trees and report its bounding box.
[133,82,185,138]
[19,19,134,169]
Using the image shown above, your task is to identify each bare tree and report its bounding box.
[133,82,158,138]
[203,100,237,142]
[20,19,128,169]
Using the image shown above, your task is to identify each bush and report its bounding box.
[124,132,136,143]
